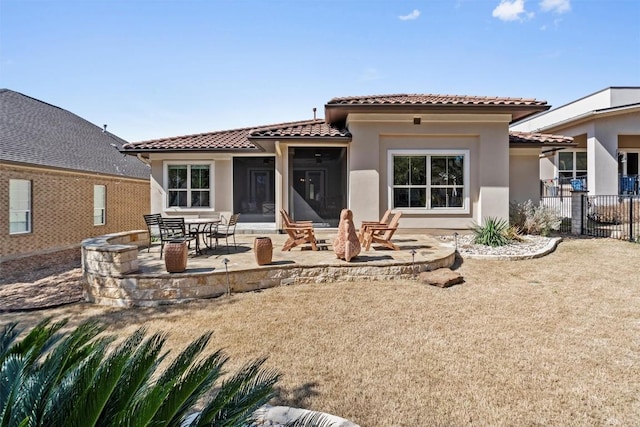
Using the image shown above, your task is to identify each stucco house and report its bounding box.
[1,89,150,264]
[121,93,573,231]
[511,87,640,196]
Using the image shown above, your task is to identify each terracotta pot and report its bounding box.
[254,237,273,265]
[165,240,188,273]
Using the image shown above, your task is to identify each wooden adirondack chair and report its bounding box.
[362,211,402,251]
[280,209,313,227]
[280,210,318,251]
[358,209,392,244]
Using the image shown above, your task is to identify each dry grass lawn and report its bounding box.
[3,238,640,426]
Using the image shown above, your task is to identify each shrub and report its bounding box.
[0,319,280,427]
[472,217,510,247]
[504,225,525,242]
[510,200,561,236]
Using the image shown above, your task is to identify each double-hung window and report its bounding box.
[94,185,106,225]
[9,179,31,234]
[389,150,468,212]
[558,151,587,180]
[165,163,212,208]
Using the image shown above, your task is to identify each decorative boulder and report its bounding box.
[419,268,464,288]
[333,209,361,262]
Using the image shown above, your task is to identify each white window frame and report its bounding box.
[557,150,587,180]
[163,161,215,211]
[94,185,106,226]
[9,179,32,234]
[387,149,470,214]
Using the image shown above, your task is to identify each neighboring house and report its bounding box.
[511,87,640,196]
[121,93,573,231]
[0,89,150,262]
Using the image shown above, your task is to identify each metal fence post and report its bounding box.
[630,196,634,242]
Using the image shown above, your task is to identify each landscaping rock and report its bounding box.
[419,268,463,288]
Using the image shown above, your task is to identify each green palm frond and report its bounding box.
[0,319,66,369]
[2,320,281,427]
[147,333,225,427]
[200,357,279,427]
[0,354,29,427]
[106,333,167,427]
[0,322,20,361]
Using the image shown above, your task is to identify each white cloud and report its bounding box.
[398,9,420,21]
[492,0,533,22]
[540,0,571,14]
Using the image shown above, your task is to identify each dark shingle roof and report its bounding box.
[327,93,547,106]
[0,89,149,179]
[121,120,349,152]
[509,131,574,146]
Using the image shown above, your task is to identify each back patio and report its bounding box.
[82,229,457,307]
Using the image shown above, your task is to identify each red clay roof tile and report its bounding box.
[509,131,574,145]
[249,120,350,138]
[121,120,349,152]
[327,93,547,106]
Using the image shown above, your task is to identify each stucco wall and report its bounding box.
[346,114,511,229]
[509,149,541,205]
[1,163,150,261]
[148,153,235,217]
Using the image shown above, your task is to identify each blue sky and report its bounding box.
[1,0,639,142]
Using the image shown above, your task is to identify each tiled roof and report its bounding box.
[122,120,350,152]
[0,89,149,179]
[327,93,547,107]
[122,126,260,152]
[324,93,551,123]
[249,120,350,138]
[509,131,574,146]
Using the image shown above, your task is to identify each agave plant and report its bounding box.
[472,217,510,247]
[0,318,279,427]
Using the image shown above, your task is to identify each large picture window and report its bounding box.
[9,179,31,234]
[165,163,212,208]
[389,150,468,212]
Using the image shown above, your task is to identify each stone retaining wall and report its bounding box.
[82,231,455,307]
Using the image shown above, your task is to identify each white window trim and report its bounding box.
[556,149,587,179]
[387,149,470,215]
[9,179,32,235]
[163,161,215,211]
[94,185,106,226]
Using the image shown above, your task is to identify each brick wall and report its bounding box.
[0,163,150,261]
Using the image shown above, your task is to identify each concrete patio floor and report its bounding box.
[137,230,457,275]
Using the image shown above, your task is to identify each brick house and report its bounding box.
[0,89,150,266]
[121,93,573,230]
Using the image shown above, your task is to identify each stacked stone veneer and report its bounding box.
[83,230,456,307]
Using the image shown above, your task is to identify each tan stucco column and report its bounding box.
[348,123,380,223]
[477,126,510,224]
[587,131,618,195]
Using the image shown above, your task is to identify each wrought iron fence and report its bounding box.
[540,175,588,198]
[540,195,572,233]
[582,195,640,242]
